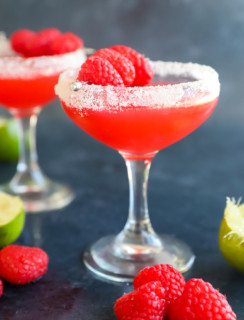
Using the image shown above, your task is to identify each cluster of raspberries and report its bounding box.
[114,264,236,320]
[10,28,83,57]
[78,45,154,87]
[0,244,49,297]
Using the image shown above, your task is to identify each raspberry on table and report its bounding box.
[49,32,83,55]
[78,55,124,86]
[133,264,185,309]
[114,281,166,320]
[0,245,49,285]
[169,278,236,320]
[110,44,154,86]
[10,29,35,56]
[94,48,135,86]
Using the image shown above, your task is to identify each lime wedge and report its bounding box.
[0,118,19,162]
[0,192,25,247]
[219,197,244,272]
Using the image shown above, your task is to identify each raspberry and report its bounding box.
[114,281,166,320]
[0,279,3,297]
[25,28,61,57]
[78,55,124,86]
[10,29,82,57]
[169,278,236,320]
[10,29,35,56]
[0,245,49,285]
[133,264,185,309]
[110,45,154,86]
[49,32,83,55]
[94,48,135,86]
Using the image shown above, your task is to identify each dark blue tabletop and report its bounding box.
[0,0,244,318]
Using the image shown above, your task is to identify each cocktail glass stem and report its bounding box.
[9,108,47,193]
[113,153,162,259]
[84,152,195,282]
[2,107,74,213]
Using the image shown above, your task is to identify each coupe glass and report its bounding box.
[0,34,86,212]
[56,60,220,282]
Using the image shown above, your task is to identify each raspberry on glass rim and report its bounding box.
[55,45,220,282]
[0,29,86,212]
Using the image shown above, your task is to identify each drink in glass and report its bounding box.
[56,51,220,282]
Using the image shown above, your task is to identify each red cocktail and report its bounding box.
[62,87,217,156]
[0,31,86,212]
[56,59,220,282]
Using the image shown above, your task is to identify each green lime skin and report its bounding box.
[0,209,25,248]
[219,218,244,273]
[0,119,19,162]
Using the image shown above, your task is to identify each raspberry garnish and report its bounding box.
[49,32,83,55]
[94,48,135,86]
[0,245,49,285]
[133,264,185,309]
[10,28,83,57]
[110,44,154,86]
[10,29,35,56]
[114,281,166,320]
[77,45,153,87]
[169,278,236,320]
[25,28,62,57]
[78,55,124,86]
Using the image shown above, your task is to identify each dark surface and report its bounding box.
[0,0,244,319]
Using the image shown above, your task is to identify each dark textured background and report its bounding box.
[0,0,244,319]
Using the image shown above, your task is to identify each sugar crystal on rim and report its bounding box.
[0,38,86,79]
[55,60,220,115]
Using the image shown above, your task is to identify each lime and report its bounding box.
[0,192,25,247]
[0,118,19,162]
[219,197,244,272]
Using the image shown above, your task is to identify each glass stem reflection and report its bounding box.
[9,108,47,193]
[114,154,162,260]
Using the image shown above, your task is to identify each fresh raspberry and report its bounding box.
[25,28,61,57]
[110,45,154,86]
[114,281,166,320]
[49,32,83,55]
[94,48,135,86]
[10,29,35,56]
[169,278,236,320]
[78,55,124,86]
[0,245,49,285]
[133,264,185,309]
[0,279,3,297]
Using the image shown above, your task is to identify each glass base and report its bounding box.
[2,179,75,213]
[83,234,195,283]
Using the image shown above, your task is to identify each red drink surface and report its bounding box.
[61,96,218,155]
[0,74,59,117]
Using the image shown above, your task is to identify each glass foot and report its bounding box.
[2,179,75,213]
[83,234,195,283]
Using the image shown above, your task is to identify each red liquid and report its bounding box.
[62,97,218,156]
[0,74,59,117]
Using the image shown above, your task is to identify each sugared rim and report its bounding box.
[0,37,86,79]
[55,60,220,111]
